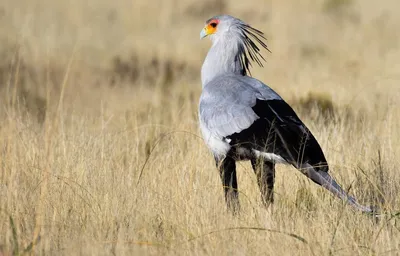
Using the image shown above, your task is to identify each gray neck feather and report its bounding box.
[201,34,244,87]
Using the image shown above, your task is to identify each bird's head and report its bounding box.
[200,15,270,75]
[200,15,242,40]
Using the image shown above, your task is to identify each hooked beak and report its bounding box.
[200,27,208,39]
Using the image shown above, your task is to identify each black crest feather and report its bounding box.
[238,24,271,76]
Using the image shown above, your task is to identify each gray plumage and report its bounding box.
[200,75,281,140]
[199,15,374,214]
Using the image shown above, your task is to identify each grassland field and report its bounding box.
[1,0,400,255]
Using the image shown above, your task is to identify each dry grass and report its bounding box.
[1,0,400,255]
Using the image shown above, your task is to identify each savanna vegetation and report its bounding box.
[1,0,400,255]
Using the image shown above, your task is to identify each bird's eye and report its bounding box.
[210,22,217,28]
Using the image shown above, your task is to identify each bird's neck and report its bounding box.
[201,35,244,87]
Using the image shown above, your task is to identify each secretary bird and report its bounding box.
[199,15,373,214]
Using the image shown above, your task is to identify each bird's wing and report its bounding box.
[200,74,327,169]
[227,98,327,169]
[199,74,281,139]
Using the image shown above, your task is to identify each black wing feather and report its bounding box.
[227,99,328,171]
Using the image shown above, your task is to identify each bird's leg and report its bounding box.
[251,158,275,208]
[216,156,240,213]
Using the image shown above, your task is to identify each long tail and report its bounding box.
[302,165,373,213]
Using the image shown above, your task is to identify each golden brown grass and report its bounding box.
[1,0,400,255]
